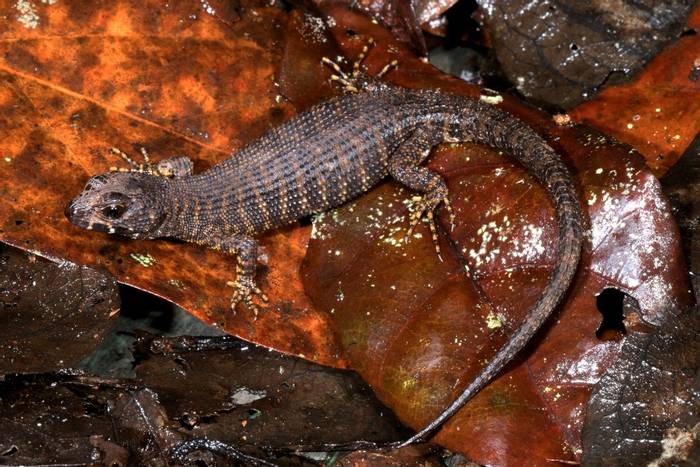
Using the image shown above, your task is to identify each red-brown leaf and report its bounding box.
[301,4,694,464]
[0,0,344,366]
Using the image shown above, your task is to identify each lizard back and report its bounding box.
[164,85,570,242]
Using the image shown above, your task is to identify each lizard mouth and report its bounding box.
[65,198,83,225]
[65,197,94,226]
[65,198,112,234]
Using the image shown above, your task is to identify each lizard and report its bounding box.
[65,39,583,446]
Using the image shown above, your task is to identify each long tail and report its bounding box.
[398,100,584,446]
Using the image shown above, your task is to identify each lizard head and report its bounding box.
[65,172,170,239]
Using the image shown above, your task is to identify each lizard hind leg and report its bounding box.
[388,133,456,258]
[321,37,398,94]
[403,180,455,258]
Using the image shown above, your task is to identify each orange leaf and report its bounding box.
[0,0,344,366]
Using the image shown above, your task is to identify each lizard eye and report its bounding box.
[102,204,127,219]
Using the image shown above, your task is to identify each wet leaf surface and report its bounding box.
[0,244,119,373]
[133,334,408,448]
[570,5,700,175]
[661,133,700,297]
[0,334,409,466]
[110,386,185,465]
[336,444,444,466]
[301,4,694,464]
[335,0,459,55]
[0,373,151,466]
[332,0,482,45]
[478,0,695,109]
[581,305,700,466]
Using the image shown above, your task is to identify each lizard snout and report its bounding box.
[65,197,89,226]
[64,199,77,221]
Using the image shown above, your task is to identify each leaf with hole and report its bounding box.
[300,4,694,463]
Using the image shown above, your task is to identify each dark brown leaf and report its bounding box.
[661,133,700,296]
[326,0,472,43]
[479,0,695,109]
[336,444,444,466]
[134,335,408,448]
[0,373,145,465]
[337,0,453,55]
[0,243,119,373]
[581,306,700,466]
[110,387,185,463]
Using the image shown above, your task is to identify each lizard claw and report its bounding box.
[443,197,456,232]
[322,37,398,94]
[227,276,268,318]
[404,194,454,258]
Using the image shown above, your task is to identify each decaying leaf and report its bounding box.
[0,330,410,466]
[0,244,119,373]
[0,373,149,465]
[661,133,700,296]
[478,0,695,109]
[581,306,700,466]
[134,334,408,448]
[0,0,345,366]
[335,0,452,55]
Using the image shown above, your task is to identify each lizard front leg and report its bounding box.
[109,147,193,178]
[155,155,193,178]
[388,130,455,257]
[203,234,268,316]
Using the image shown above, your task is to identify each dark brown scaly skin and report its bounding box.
[66,52,583,446]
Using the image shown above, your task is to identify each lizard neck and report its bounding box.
[159,175,247,242]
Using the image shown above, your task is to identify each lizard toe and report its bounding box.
[227,276,267,315]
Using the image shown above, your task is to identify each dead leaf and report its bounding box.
[336,444,444,466]
[581,305,700,466]
[335,0,435,55]
[0,373,146,465]
[661,133,700,296]
[479,0,695,109]
[0,0,345,367]
[134,334,408,447]
[570,4,700,175]
[0,244,119,373]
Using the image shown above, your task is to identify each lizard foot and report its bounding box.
[109,147,193,178]
[405,194,455,257]
[226,275,269,318]
[321,56,361,94]
[322,37,398,93]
